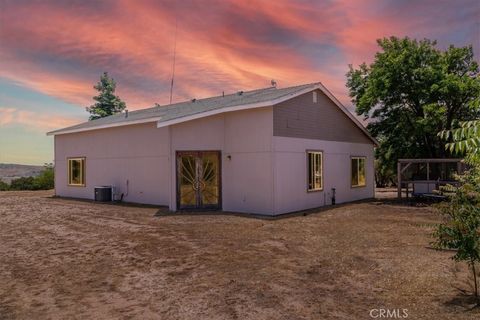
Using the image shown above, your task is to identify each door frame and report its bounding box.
[176,150,222,211]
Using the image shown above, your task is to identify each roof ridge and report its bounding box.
[271,82,320,97]
[138,82,319,113]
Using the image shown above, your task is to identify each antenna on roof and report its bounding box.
[169,18,178,104]
[271,79,277,88]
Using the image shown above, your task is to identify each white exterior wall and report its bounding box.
[53,105,374,215]
[54,107,274,214]
[273,136,375,215]
[169,107,274,214]
[54,123,170,205]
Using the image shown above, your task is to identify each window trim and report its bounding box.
[351,156,366,188]
[67,157,86,187]
[306,150,323,192]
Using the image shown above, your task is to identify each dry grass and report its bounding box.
[0,190,479,319]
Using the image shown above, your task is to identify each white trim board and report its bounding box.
[46,117,163,136]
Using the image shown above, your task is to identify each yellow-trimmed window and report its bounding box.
[68,157,85,186]
[307,151,323,191]
[351,157,366,187]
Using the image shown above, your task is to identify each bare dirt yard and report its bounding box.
[1,191,479,319]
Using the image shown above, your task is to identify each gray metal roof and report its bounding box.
[47,83,320,135]
[46,82,377,145]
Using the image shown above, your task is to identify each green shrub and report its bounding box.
[7,163,54,191]
[433,165,480,303]
[33,164,54,190]
[0,179,9,191]
[437,122,480,304]
[10,176,36,190]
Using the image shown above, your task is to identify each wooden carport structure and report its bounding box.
[397,158,464,199]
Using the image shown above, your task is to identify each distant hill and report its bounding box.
[0,164,44,184]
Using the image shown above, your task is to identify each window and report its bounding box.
[351,157,366,187]
[313,91,318,103]
[68,157,85,186]
[307,151,323,191]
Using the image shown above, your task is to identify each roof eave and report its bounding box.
[46,117,163,136]
[46,83,378,146]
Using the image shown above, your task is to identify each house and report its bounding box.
[47,82,377,215]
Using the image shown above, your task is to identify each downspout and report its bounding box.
[271,107,276,215]
[53,135,57,197]
[222,114,226,210]
[372,145,376,199]
[168,124,174,211]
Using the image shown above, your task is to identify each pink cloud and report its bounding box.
[0,0,477,112]
[0,0,346,107]
[0,107,79,131]
[0,108,16,126]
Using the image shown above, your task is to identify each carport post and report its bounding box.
[397,161,401,199]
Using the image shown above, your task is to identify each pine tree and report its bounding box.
[86,72,126,120]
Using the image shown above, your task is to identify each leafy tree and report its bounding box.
[435,123,480,303]
[375,157,396,187]
[433,164,480,303]
[347,37,480,184]
[86,72,126,120]
[440,120,480,162]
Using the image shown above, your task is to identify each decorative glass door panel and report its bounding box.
[200,153,220,206]
[179,154,197,207]
[177,151,221,209]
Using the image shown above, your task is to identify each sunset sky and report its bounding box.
[0,0,479,165]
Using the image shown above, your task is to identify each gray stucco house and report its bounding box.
[47,82,377,215]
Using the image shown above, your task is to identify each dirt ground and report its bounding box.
[0,191,479,319]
